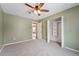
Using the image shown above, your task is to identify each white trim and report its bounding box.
[0,45,5,53]
[61,16,64,48]
[65,47,79,53]
[0,39,36,53]
[4,39,35,46]
[47,20,49,43]
[0,39,35,53]
[47,20,50,43]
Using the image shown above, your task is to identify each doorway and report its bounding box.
[32,22,37,39]
[53,17,62,46]
[32,21,42,40]
[47,16,64,47]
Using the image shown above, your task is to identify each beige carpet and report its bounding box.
[0,39,79,56]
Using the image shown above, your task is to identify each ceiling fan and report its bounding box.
[25,3,49,16]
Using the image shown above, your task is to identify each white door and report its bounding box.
[52,21,58,41]
[47,20,51,43]
[37,22,42,39]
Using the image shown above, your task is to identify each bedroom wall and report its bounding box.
[3,13,32,44]
[42,5,79,51]
[0,6,3,48]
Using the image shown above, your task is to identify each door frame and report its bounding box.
[47,16,64,48]
[61,16,64,48]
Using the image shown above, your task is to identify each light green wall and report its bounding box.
[0,4,79,51]
[42,20,47,41]
[42,5,79,51]
[0,6,3,46]
[4,13,32,44]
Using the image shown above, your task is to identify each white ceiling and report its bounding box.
[0,3,79,20]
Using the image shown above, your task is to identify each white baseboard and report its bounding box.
[0,39,35,53]
[0,45,5,53]
[64,46,79,53]
[4,39,35,46]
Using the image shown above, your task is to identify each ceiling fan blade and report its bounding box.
[25,3,34,9]
[40,9,49,12]
[38,3,44,8]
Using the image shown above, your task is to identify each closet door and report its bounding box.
[37,22,42,39]
[53,21,57,41]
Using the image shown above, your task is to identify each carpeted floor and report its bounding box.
[0,39,79,56]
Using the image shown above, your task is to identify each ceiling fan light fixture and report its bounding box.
[34,10,38,15]
[37,10,41,14]
[25,3,49,16]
